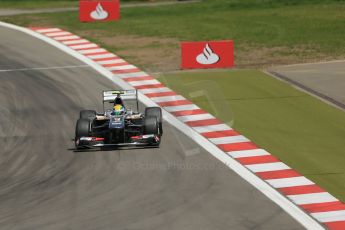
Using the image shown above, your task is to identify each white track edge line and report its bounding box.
[0,22,324,230]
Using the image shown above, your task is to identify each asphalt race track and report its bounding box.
[0,26,304,230]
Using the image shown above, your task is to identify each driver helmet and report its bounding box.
[115,94,123,105]
[113,104,125,116]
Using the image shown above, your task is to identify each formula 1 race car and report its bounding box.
[74,90,162,149]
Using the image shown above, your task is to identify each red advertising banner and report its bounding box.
[79,0,120,22]
[181,40,234,69]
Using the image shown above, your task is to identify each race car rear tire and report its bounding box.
[75,118,91,139]
[145,107,162,135]
[80,110,96,120]
[144,116,159,135]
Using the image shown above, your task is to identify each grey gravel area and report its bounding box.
[268,61,345,111]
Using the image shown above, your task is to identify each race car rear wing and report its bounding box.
[102,90,139,112]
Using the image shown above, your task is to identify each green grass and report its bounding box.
[157,70,345,202]
[1,0,344,57]
[0,0,78,9]
[0,0,172,9]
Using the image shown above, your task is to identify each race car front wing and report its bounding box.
[75,134,160,149]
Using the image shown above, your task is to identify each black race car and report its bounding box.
[74,90,162,149]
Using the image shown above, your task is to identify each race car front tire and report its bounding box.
[144,116,159,136]
[80,110,96,120]
[145,107,163,135]
[75,118,91,139]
